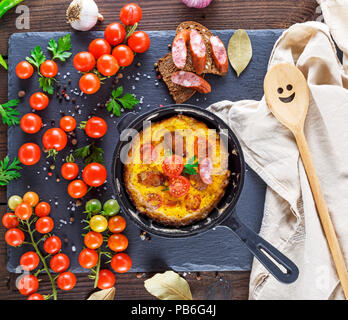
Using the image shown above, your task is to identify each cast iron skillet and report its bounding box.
[111,104,299,284]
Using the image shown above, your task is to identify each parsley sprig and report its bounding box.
[0,156,22,186]
[26,45,46,71]
[106,86,139,117]
[183,156,198,175]
[47,34,72,62]
[74,142,104,165]
[0,99,20,126]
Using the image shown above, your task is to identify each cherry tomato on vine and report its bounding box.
[84,116,107,138]
[97,54,119,77]
[111,253,132,273]
[97,269,115,290]
[120,3,142,26]
[128,31,150,53]
[17,274,39,296]
[79,73,101,95]
[88,38,111,59]
[104,22,126,46]
[5,228,24,247]
[42,128,68,153]
[61,162,79,181]
[78,248,98,269]
[35,201,51,217]
[84,231,103,249]
[73,51,96,72]
[50,253,70,273]
[27,293,44,300]
[82,162,107,187]
[112,45,134,67]
[16,61,34,79]
[85,199,102,214]
[8,195,22,211]
[43,235,61,254]
[18,143,41,166]
[68,180,88,199]
[103,199,120,217]
[20,251,40,271]
[57,272,76,291]
[36,216,54,234]
[23,191,39,207]
[2,213,19,229]
[20,113,42,134]
[15,202,33,220]
[108,216,126,233]
[108,233,128,252]
[60,116,76,132]
[29,92,49,111]
[40,60,58,78]
[89,215,108,233]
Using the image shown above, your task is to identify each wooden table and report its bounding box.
[0,0,318,300]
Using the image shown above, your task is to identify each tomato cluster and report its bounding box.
[79,198,132,290]
[74,3,150,95]
[3,191,77,299]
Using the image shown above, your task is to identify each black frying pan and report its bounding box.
[111,105,299,284]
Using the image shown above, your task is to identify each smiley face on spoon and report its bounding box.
[278,84,295,103]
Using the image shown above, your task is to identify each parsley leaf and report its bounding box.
[47,34,72,62]
[106,86,139,117]
[106,99,121,117]
[183,156,198,175]
[0,54,7,71]
[39,77,54,95]
[26,45,46,70]
[0,156,22,186]
[74,142,104,165]
[0,99,20,126]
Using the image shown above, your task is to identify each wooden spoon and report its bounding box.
[264,63,348,298]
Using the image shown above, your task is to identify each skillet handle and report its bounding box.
[116,112,138,133]
[222,215,299,284]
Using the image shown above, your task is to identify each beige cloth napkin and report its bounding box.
[207,0,348,300]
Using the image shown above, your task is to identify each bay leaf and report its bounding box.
[144,271,193,300]
[87,287,115,300]
[228,29,252,77]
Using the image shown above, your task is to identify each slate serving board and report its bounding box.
[7,29,282,273]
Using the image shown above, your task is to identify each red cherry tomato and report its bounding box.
[79,73,101,94]
[43,235,62,254]
[97,269,115,290]
[35,201,51,217]
[111,253,132,273]
[61,162,79,180]
[146,193,162,209]
[18,143,41,166]
[20,251,40,271]
[79,248,98,269]
[17,275,39,296]
[40,60,58,78]
[84,116,107,138]
[5,228,25,247]
[50,253,70,273]
[104,22,126,46]
[36,216,54,234]
[60,116,76,132]
[68,180,88,199]
[20,113,42,134]
[108,233,128,252]
[42,128,67,152]
[73,51,96,72]
[162,154,184,177]
[108,216,126,233]
[27,293,44,300]
[16,61,34,79]
[84,231,103,249]
[2,213,19,229]
[185,194,202,211]
[29,92,49,111]
[112,45,134,67]
[82,163,107,187]
[169,175,190,198]
[128,31,150,53]
[97,54,119,77]
[15,202,33,220]
[120,3,142,26]
[88,38,111,59]
[57,272,76,291]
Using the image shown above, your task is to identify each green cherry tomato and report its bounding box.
[8,195,23,211]
[85,199,102,215]
[89,215,108,233]
[103,199,120,217]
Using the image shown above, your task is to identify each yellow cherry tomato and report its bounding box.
[90,215,108,233]
[23,191,39,207]
[8,195,23,210]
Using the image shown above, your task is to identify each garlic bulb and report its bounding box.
[66,0,104,31]
[181,0,213,9]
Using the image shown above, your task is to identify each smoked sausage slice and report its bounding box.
[172,30,190,70]
[209,36,228,75]
[189,29,207,74]
[171,71,211,94]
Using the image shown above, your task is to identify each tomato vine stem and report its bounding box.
[93,248,102,288]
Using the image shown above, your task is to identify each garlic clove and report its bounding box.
[67,0,103,31]
[181,0,213,9]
